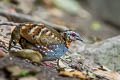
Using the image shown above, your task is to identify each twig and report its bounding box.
[0,21,21,26]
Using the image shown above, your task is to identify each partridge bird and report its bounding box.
[9,24,83,62]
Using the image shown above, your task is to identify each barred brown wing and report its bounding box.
[20,24,64,46]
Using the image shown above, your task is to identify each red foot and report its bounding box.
[41,61,52,67]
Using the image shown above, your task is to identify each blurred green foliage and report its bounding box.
[91,21,101,31]
[54,0,81,14]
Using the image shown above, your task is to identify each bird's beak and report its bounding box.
[77,37,83,41]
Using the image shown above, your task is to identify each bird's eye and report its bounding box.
[70,33,76,37]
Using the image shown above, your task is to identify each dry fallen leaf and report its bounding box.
[57,59,67,68]
[10,26,16,32]
[0,36,9,44]
[93,66,120,80]
[59,70,91,80]
[0,48,6,58]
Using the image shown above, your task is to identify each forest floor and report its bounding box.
[0,0,120,80]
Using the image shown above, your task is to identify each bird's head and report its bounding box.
[62,30,83,47]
